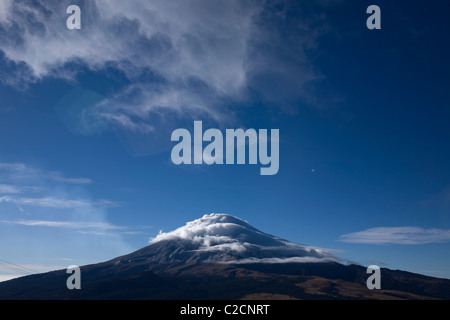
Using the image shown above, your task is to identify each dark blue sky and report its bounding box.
[0,0,449,280]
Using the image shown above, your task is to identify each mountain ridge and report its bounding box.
[0,213,449,300]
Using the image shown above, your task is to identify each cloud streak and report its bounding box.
[0,262,68,282]
[0,184,22,194]
[339,227,450,245]
[0,219,124,230]
[0,163,26,171]
[0,195,118,209]
[44,172,93,185]
[224,256,338,264]
[0,161,134,277]
[0,162,92,185]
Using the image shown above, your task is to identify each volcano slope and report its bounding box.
[0,214,449,300]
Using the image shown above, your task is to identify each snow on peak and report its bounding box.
[150,213,338,264]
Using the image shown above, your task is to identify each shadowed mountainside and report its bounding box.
[1,214,449,300]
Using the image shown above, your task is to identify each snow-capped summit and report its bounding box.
[146,213,338,264]
[3,213,449,300]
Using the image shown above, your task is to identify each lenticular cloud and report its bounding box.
[150,213,338,264]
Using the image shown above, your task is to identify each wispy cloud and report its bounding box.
[224,256,338,264]
[0,0,12,23]
[0,219,124,230]
[44,172,93,185]
[0,0,257,115]
[0,162,92,185]
[0,184,22,194]
[0,163,26,171]
[0,263,65,274]
[0,161,133,271]
[421,187,450,208]
[339,227,450,245]
[0,262,67,282]
[100,112,155,134]
[0,0,332,143]
[0,195,118,209]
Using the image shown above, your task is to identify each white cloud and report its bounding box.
[0,162,93,185]
[0,0,329,133]
[150,214,257,245]
[224,256,338,264]
[0,163,26,171]
[0,161,133,270]
[339,226,450,245]
[100,112,155,134]
[151,213,339,263]
[0,263,63,274]
[0,196,118,209]
[0,0,12,23]
[0,184,22,194]
[0,0,254,113]
[0,263,66,282]
[44,172,93,185]
[0,219,124,230]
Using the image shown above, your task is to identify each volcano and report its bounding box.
[0,214,449,300]
[141,213,337,265]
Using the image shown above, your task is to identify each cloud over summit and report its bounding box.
[151,213,338,263]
